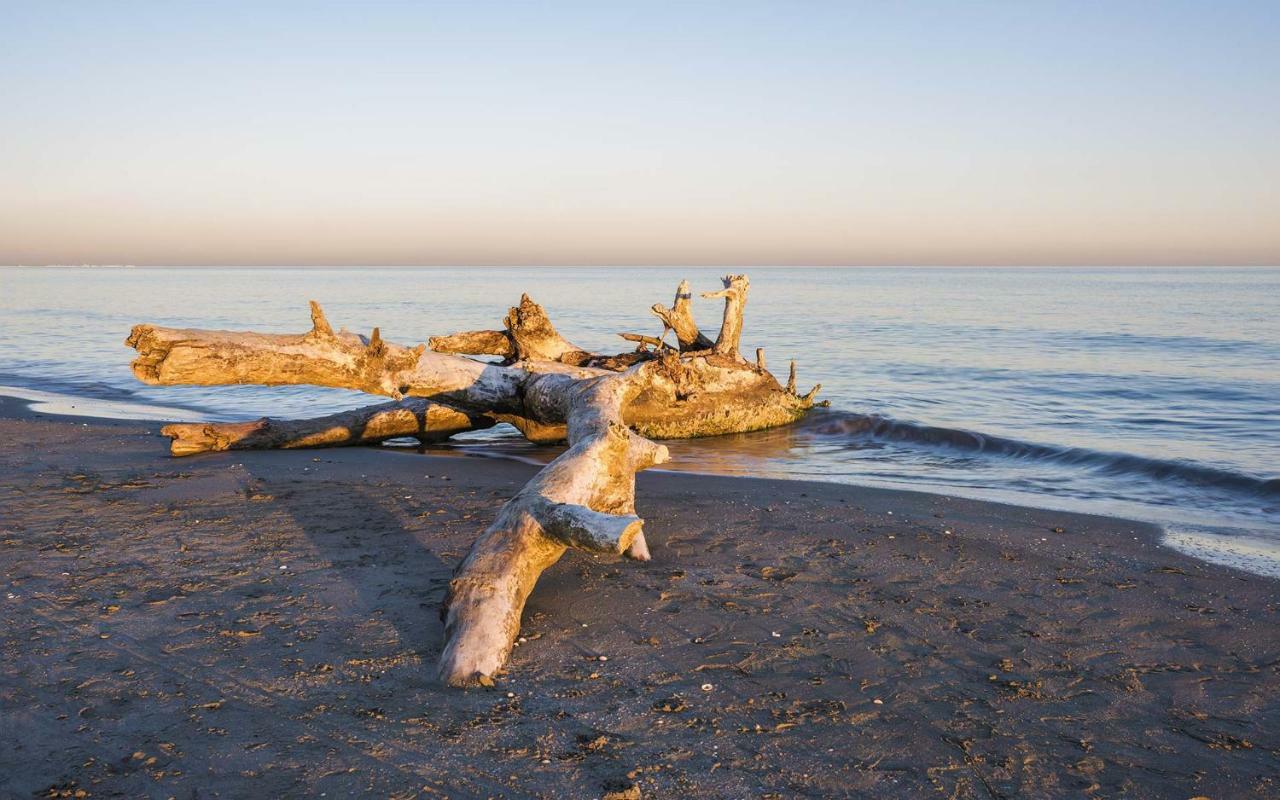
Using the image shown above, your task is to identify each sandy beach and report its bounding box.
[8,0,1280,794]
[2,395,1277,798]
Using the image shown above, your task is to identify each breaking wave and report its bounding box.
[804,410,1280,500]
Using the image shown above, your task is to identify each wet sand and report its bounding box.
[2,396,1277,799]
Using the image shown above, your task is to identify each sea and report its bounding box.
[3,266,1278,577]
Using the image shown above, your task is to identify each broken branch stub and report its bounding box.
[427,329,515,359]
[618,332,674,352]
[702,273,750,357]
[651,279,714,352]
[504,294,592,364]
[428,293,594,367]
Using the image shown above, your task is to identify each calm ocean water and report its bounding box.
[3,266,1278,575]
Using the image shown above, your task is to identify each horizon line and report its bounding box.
[5,263,1280,270]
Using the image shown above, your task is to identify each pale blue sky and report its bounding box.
[2,1,1277,265]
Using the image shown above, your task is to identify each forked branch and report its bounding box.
[438,363,672,685]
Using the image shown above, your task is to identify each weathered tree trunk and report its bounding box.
[125,276,820,686]
[160,398,492,456]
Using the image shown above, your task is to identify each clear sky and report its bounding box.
[2,1,1277,266]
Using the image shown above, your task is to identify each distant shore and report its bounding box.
[2,395,1277,798]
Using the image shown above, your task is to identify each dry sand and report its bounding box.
[1,396,1277,798]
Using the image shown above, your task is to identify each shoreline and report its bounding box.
[7,383,1280,582]
[3,394,1278,797]
[0,388,1166,541]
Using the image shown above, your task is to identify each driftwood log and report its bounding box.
[125,275,820,686]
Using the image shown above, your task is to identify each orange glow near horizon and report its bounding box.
[2,3,1277,267]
